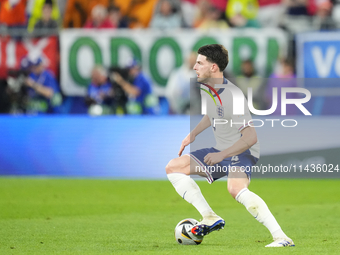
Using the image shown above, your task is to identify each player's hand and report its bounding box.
[178,133,195,157]
[204,152,224,166]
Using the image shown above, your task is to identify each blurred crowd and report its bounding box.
[0,0,339,115]
[0,0,339,32]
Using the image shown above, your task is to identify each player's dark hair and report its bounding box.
[197,44,229,72]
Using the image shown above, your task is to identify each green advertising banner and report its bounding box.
[60,29,288,96]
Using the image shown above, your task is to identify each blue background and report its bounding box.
[297,34,340,115]
[0,116,189,178]
[1,115,339,178]
[303,40,340,79]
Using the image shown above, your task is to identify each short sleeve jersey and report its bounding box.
[202,78,260,158]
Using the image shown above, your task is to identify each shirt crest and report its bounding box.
[216,105,224,117]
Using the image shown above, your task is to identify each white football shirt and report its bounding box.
[201,79,260,158]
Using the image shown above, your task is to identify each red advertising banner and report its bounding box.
[0,36,59,78]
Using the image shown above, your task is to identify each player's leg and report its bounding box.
[165,155,218,219]
[228,167,294,247]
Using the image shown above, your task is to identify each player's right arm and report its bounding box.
[178,115,211,156]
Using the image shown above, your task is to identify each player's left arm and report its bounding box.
[203,126,257,166]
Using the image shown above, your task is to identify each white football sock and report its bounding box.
[236,188,288,239]
[167,173,216,218]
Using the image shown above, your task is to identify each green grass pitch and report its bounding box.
[0,178,339,254]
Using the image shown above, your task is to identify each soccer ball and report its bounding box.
[174,218,203,245]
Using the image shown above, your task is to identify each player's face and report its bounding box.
[193,54,213,82]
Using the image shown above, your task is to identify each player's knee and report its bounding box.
[228,185,242,199]
[165,158,189,175]
[165,161,172,174]
[166,159,178,174]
